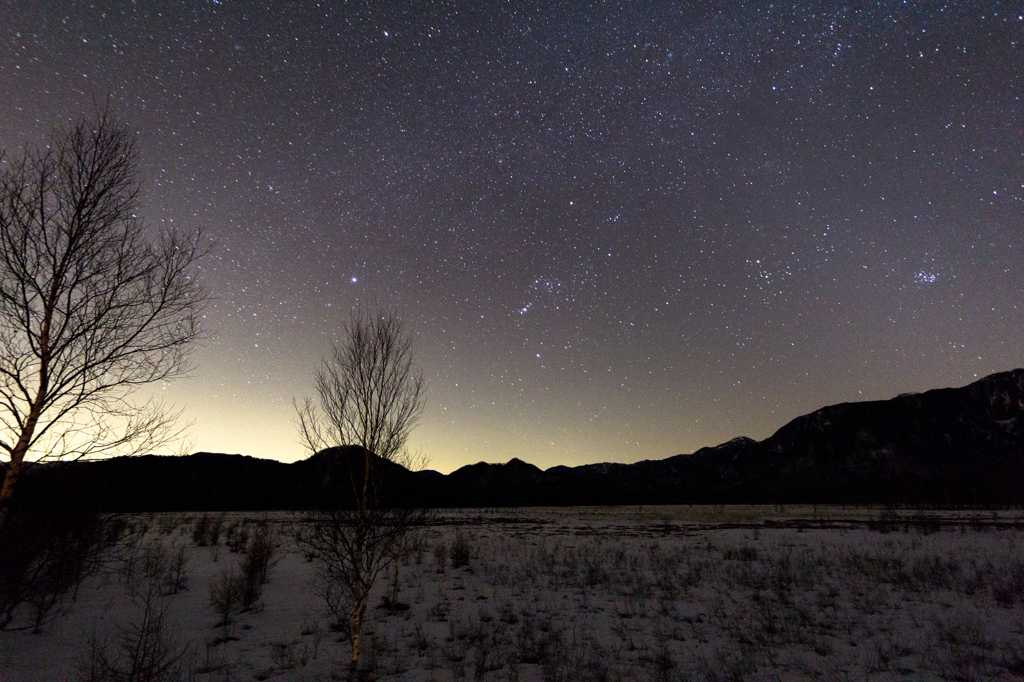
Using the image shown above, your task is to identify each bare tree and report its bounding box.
[294,310,425,681]
[0,108,208,533]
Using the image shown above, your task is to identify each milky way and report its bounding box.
[2,3,1021,471]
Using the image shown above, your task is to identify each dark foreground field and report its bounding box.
[2,506,1023,681]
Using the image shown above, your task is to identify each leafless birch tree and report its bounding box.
[0,108,208,533]
[294,310,425,681]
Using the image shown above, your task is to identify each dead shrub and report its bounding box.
[209,568,243,627]
[77,574,195,682]
[451,530,471,569]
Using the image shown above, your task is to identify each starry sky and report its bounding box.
[1,2,1021,473]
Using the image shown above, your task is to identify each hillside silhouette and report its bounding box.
[6,369,1023,510]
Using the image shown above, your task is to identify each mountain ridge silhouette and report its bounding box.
[7,369,1023,510]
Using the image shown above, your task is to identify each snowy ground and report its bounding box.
[2,506,1024,681]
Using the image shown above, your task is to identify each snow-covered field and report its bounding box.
[2,506,1024,681]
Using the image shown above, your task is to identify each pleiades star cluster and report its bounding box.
[1,2,1020,471]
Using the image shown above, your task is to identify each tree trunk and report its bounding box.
[0,371,47,534]
[0,445,27,534]
[348,595,364,682]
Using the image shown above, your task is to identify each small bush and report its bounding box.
[209,569,243,627]
[163,543,190,595]
[77,578,195,682]
[208,515,225,546]
[243,525,277,585]
[993,562,1024,606]
[124,540,191,599]
[226,522,249,554]
[157,514,181,536]
[451,531,471,569]
[191,515,210,547]
[267,641,301,670]
[434,539,448,572]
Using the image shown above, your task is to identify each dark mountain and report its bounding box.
[9,446,424,513]
[8,369,1024,510]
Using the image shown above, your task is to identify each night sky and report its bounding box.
[2,3,1021,473]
